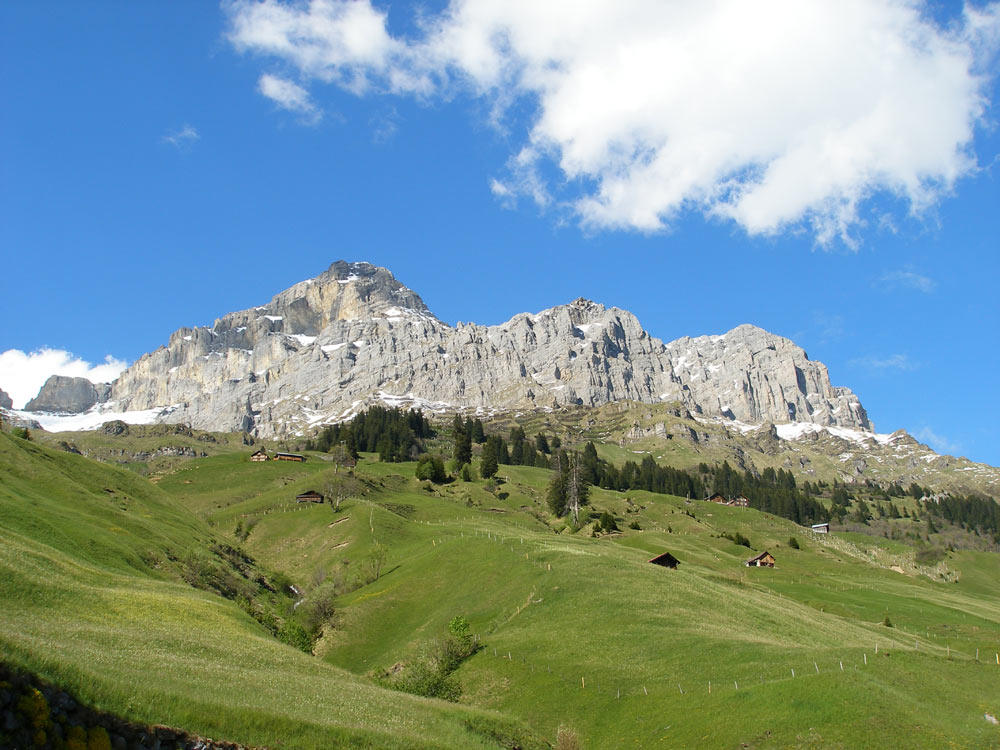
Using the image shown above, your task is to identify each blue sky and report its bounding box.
[1,1,998,466]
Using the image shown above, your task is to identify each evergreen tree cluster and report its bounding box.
[477,427,556,472]
[579,445,827,526]
[310,406,434,462]
[704,461,827,525]
[920,493,1000,541]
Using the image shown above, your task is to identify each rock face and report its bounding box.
[0,387,12,409]
[109,261,873,437]
[665,325,871,430]
[25,375,111,413]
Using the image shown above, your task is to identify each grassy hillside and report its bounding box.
[0,432,544,749]
[146,442,1000,748]
[4,426,1000,748]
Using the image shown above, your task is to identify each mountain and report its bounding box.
[105,261,870,438]
[24,374,111,413]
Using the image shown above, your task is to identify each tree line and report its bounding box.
[306,406,434,462]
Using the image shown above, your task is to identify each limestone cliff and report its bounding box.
[106,261,874,438]
[25,375,111,413]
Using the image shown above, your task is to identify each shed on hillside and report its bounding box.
[296,490,324,503]
[730,495,749,508]
[648,551,680,569]
[276,452,306,462]
[707,492,727,503]
[250,449,269,462]
[745,551,776,568]
[811,522,830,534]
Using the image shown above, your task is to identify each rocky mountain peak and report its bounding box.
[24,375,111,414]
[0,387,12,410]
[103,261,875,438]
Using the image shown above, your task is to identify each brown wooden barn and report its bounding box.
[249,449,269,462]
[648,551,680,569]
[295,490,324,503]
[707,492,727,503]
[745,551,775,568]
[730,495,749,508]
[275,452,306,462]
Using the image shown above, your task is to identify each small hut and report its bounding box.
[811,522,830,534]
[250,449,269,462]
[730,495,749,508]
[745,551,775,568]
[295,490,324,503]
[276,452,306,462]
[707,492,727,504]
[648,551,680,569]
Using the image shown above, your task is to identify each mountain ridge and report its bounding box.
[88,261,870,438]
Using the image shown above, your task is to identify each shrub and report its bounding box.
[722,531,752,549]
[556,725,583,750]
[788,536,800,550]
[17,687,49,729]
[382,616,479,702]
[598,512,618,533]
[883,615,894,628]
[298,582,338,633]
[914,545,945,566]
[278,619,314,653]
[66,726,88,750]
[87,726,112,750]
[415,454,447,483]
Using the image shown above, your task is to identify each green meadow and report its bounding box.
[3,429,1000,748]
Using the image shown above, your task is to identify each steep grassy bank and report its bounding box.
[0,432,544,749]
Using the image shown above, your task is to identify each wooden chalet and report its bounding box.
[745,551,775,568]
[295,490,324,503]
[811,522,830,534]
[249,449,269,462]
[648,551,680,569]
[275,452,306,463]
[707,492,748,508]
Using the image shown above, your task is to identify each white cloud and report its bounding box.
[162,124,199,148]
[914,426,963,456]
[258,73,321,121]
[879,268,936,293]
[225,0,1000,244]
[0,349,128,409]
[849,353,918,371]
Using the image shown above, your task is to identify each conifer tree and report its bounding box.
[480,439,499,479]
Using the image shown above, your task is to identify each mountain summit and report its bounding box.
[103,261,870,438]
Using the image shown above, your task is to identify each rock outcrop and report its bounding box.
[0,387,12,409]
[25,375,111,413]
[106,261,873,437]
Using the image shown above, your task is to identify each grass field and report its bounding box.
[3,428,999,748]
